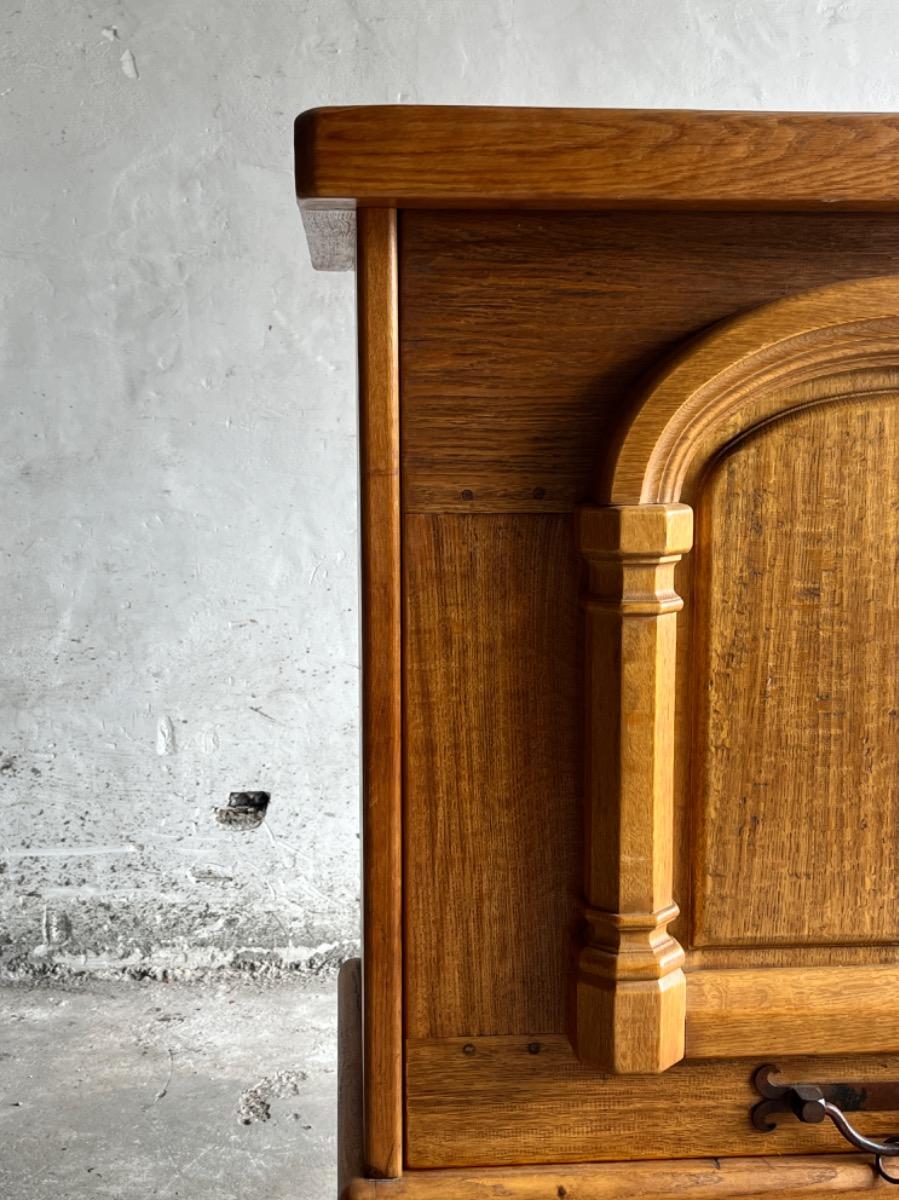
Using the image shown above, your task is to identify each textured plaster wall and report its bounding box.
[3,0,899,982]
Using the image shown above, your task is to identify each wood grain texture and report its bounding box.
[296,106,899,211]
[345,1156,880,1200]
[405,1035,899,1168]
[403,514,582,1040]
[687,965,899,1060]
[357,208,402,1179]
[381,199,899,1182]
[574,281,899,1073]
[605,275,899,503]
[573,504,693,1072]
[692,395,899,949]
[399,211,899,513]
[689,943,899,969]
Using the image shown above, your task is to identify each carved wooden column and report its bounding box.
[572,502,693,1074]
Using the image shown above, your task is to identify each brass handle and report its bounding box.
[752,1063,899,1184]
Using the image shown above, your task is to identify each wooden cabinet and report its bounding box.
[297,107,899,1199]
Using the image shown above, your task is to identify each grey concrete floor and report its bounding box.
[0,978,337,1199]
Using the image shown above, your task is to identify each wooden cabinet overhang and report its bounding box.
[296,106,899,1200]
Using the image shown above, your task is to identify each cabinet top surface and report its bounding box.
[294,104,899,211]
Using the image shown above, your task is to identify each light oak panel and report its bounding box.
[692,396,899,948]
[399,212,899,513]
[405,1035,899,1168]
[403,514,582,1040]
[687,965,899,1059]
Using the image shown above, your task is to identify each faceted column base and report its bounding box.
[571,966,686,1074]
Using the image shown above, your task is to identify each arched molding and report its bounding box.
[603,275,899,504]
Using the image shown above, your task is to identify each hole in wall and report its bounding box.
[214,791,271,831]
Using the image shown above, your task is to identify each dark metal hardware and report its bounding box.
[752,1063,899,1184]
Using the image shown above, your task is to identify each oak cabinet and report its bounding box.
[297,107,899,1199]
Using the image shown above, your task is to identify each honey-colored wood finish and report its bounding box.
[398,253,899,1171]
[570,275,899,1073]
[605,273,899,504]
[687,965,899,1060]
[406,1036,899,1168]
[573,504,692,1072]
[345,1157,880,1200]
[399,216,899,1058]
[300,109,899,1196]
[399,210,899,514]
[338,951,886,1198]
[357,207,402,1180]
[296,106,899,212]
[693,396,899,949]
[403,514,582,1039]
[400,272,899,1152]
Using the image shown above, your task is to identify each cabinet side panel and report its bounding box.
[357,207,402,1179]
[403,513,582,1040]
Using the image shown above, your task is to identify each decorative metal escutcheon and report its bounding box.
[752,1063,899,1184]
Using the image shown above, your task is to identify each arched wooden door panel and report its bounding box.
[573,276,899,1073]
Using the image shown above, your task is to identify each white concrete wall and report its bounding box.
[3,0,899,981]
